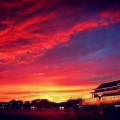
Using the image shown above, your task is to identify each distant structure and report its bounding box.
[82,80,120,106]
[92,80,120,97]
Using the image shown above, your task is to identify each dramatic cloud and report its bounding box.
[0,0,120,102]
[0,0,120,64]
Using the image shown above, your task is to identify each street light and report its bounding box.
[97,93,103,105]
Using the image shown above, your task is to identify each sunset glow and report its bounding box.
[0,0,120,102]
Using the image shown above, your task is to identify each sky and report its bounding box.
[0,0,120,103]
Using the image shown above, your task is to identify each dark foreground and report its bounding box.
[0,108,119,120]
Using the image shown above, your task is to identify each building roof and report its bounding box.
[95,80,120,90]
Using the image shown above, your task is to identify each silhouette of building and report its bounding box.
[92,80,120,97]
[82,80,120,106]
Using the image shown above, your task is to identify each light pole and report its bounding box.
[98,93,103,106]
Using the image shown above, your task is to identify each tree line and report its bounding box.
[0,98,82,110]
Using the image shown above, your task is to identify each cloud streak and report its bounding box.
[0,0,120,64]
[0,0,120,102]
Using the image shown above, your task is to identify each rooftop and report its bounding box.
[95,80,120,90]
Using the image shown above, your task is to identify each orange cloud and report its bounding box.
[0,85,95,102]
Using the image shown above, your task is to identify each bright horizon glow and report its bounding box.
[0,85,97,103]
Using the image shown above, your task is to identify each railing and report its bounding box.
[82,95,120,106]
[94,86,118,92]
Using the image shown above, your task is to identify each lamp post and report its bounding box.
[98,93,103,106]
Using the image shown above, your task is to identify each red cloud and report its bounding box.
[101,11,120,23]
[0,1,120,65]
